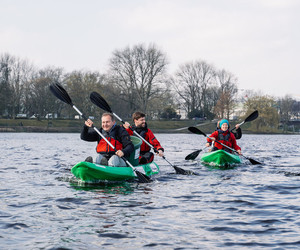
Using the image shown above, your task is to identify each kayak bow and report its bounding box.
[201,150,241,168]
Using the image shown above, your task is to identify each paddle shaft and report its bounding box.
[231,121,244,132]
[236,121,245,127]
[231,110,258,131]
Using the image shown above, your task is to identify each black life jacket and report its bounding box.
[217,129,230,141]
[132,123,148,138]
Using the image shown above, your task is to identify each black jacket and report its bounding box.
[81,124,134,157]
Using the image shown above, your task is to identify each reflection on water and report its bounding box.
[69,180,137,195]
[0,133,300,249]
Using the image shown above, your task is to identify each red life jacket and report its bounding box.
[139,129,151,153]
[126,124,163,154]
[215,130,233,149]
[210,129,240,151]
[96,127,123,154]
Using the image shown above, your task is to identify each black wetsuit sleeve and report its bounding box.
[80,125,100,142]
[118,126,134,158]
[234,128,242,140]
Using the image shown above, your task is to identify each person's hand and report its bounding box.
[85,119,93,127]
[237,149,241,155]
[206,143,211,147]
[157,149,164,157]
[235,124,240,129]
[115,150,124,158]
[123,122,130,129]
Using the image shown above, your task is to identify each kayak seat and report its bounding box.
[129,136,142,166]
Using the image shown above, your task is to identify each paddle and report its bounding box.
[186,110,259,160]
[90,91,196,175]
[188,126,261,165]
[185,147,207,160]
[231,110,258,131]
[49,83,151,183]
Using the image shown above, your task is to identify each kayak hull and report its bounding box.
[71,161,159,182]
[201,150,241,168]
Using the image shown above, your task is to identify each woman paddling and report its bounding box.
[216,120,242,139]
[206,119,242,154]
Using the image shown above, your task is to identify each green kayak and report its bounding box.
[71,136,160,182]
[201,150,241,168]
[71,161,159,182]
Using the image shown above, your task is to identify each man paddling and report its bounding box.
[123,111,164,164]
[206,119,242,154]
[81,113,134,166]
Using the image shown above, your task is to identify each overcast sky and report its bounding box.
[1,0,299,99]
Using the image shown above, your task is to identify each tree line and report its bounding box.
[1,43,299,132]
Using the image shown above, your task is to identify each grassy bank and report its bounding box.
[1,118,294,134]
[0,118,216,133]
[0,118,85,132]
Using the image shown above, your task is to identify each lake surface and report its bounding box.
[1,132,300,249]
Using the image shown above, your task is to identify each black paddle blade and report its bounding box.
[188,127,206,137]
[50,83,73,105]
[185,150,202,160]
[245,110,259,123]
[174,166,198,175]
[90,92,112,113]
[248,158,261,165]
[135,171,152,183]
[162,156,195,175]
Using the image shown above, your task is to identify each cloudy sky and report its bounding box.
[1,0,299,99]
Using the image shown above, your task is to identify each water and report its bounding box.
[0,132,300,249]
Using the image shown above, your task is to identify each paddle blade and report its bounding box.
[244,110,258,123]
[248,158,261,165]
[90,92,112,113]
[185,150,202,160]
[135,171,152,183]
[188,127,206,137]
[50,83,73,105]
[174,166,198,175]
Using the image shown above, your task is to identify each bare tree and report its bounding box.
[0,56,12,117]
[63,70,106,118]
[291,100,300,120]
[108,43,168,113]
[171,60,216,119]
[0,53,34,117]
[278,95,295,131]
[214,69,238,119]
[24,67,64,117]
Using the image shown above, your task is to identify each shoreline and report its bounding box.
[0,125,298,135]
[0,118,298,134]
